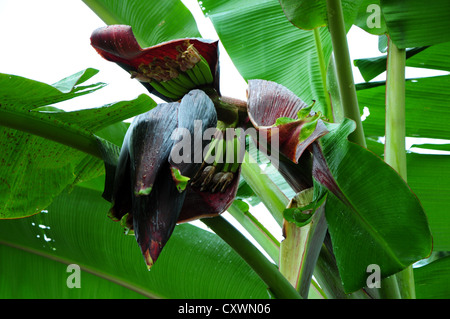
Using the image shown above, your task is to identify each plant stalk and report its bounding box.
[385,38,407,180]
[279,190,314,291]
[378,275,402,299]
[279,188,328,298]
[326,0,366,147]
[396,266,416,299]
[384,37,415,299]
[201,215,302,299]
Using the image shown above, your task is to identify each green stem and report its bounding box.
[396,266,416,299]
[326,0,366,147]
[279,188,328,299]
[385,38,407,180]
[310,280,328,299]
[313,27,333,122]
[227,202,280,264]
[280,219,311,291]
[201,216,302,299]
[0,108,102,159]
[378,275,402,299]
[384,37,415,299]
[241,151,289,226]
[279,189,314,292]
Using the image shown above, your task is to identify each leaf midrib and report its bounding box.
[321,146,406,269]
[0,107,101,159]
[0,240,164,299]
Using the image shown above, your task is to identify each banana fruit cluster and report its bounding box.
[191,133,243,193]
[130,43,214,100]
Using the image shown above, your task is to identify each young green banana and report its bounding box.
[197,56,214,84]
[150,81,179,100]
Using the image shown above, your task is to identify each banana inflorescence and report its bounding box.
[130,42,215,100]
[191,130,243,193]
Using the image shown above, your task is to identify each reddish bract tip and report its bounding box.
[247,79,329,163]
[143,248,154,270]
[90,25,219,77]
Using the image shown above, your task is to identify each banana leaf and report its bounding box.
[0,70,155,219]
[0,186,269,298]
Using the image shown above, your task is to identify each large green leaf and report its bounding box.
[354,41,450,83]
[349,42,450,254]
[0,186,269,298]
[411,143,450,152]
[380,0,450,48]
[312,119,432,293]
[0,68,104,108]
[354,47,426,82]
[363,138,450,252]
[0,70,155,218]
[200,0,332,114]
[0,244,145,299]
[414,256,450,299]
[405,41,450,73]
[278,0,362,30]
[407,153,450,251]
[82,0,201,47]
[357,75,450,140]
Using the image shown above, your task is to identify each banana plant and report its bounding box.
[1,0,450,300]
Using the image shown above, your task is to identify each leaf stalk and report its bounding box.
[326,0,366,147]
[384,36,415,299]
